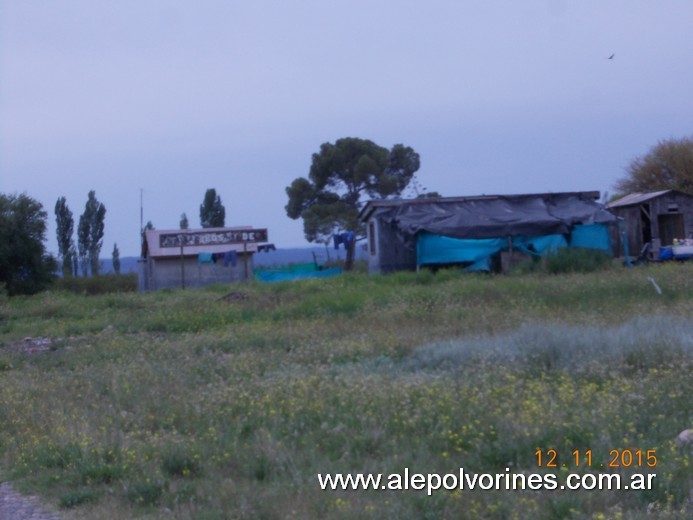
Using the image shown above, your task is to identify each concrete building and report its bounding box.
[138,226,268,291]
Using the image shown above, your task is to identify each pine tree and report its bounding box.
[180,213,189,230]
[199,189,225,228]
[286,138,420,270]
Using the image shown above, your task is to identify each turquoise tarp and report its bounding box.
[570,224,611,253]
[257,262,319,273]
[417,224,609,270]
[512,234,568,256]
[254,266,343,283]
[417,235,507,266]
[417,233,567,269]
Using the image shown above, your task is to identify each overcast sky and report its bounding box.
[2,1,692,257]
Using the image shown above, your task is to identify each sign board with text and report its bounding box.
[159,229,268,249]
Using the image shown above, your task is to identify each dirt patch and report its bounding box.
[1,337,67,355]
[218,290,292,311]
[0,481,60,520]
[218,291,250,302]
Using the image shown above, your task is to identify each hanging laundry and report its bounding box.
[198,253,214,266]
[223,250,238,267]
[333,232,355,250]
[343,231,355,251]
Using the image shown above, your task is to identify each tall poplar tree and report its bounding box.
[54,196,75,276]
[112,243,121,275]
[78,191,106,276]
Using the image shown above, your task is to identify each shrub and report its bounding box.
[52,273,137,295]
[126,480,164,506]
[544,248,613,274]
[160,445,202,478]
[78,461,124,485]
[0,356,12,371]
[59,489,99,508]
[511,248,614,275]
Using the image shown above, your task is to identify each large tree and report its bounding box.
[286,137,420,267]
[54,196,75,276]
[199,189,225,228]
[615,136,693,195]
[78,191,107,276]
[0,193,57,295]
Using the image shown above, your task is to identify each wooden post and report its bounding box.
[179,239,185,289]
[243,241,249,280]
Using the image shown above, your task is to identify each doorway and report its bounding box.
[657,214,685,246]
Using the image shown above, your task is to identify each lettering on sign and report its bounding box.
[159,229,268,248]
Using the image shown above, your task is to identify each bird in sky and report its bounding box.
[607,53,615,60]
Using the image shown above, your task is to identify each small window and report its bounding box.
[667,204,679,213]
[369,222,376,255]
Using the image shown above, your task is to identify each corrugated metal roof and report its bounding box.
[606,190,672,208]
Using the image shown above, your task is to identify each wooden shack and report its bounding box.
[606,190,693,259]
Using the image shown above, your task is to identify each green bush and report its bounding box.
[544,248,614,274]
[59,489,99,508]
[511,248,614,275]
[78,460,124,485]
[160,445,202,478]
[52,273,137,295]
[125,480,164,506]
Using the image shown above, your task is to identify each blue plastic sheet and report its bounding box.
[417,235,507,266]
[254,267,343,283]
[512,234,568,256]
[658,247,674,261]
[417,233,569,269]
[570,224,611,253]
[417,226,609,271]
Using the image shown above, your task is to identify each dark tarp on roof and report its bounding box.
[370,193,616,240]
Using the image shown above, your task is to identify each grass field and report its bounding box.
[0,263,692,519]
